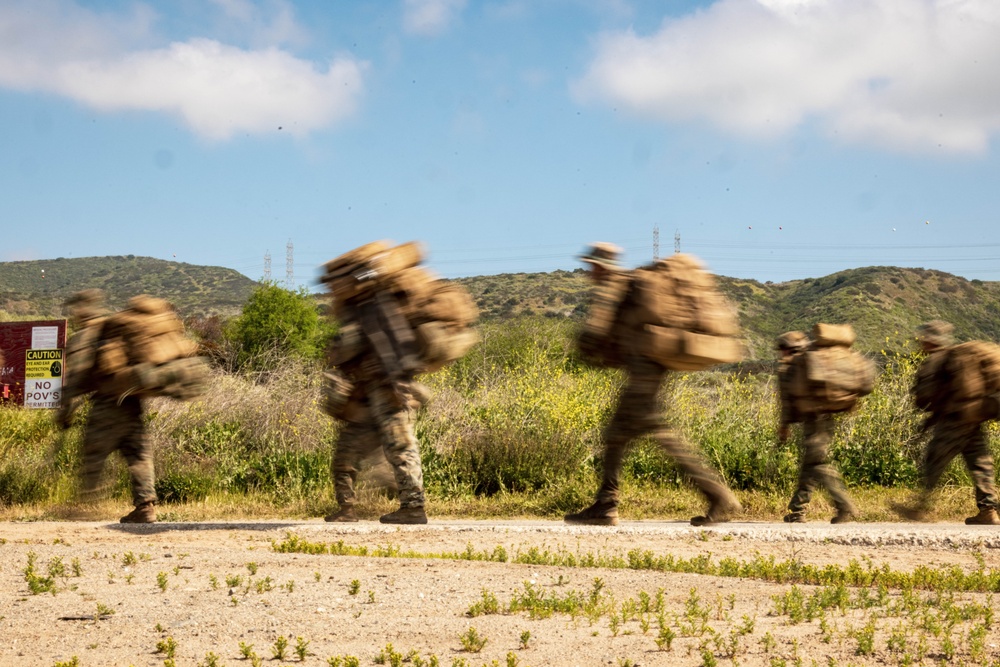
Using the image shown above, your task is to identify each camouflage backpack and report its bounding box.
[917,341,1000,421]
[321,241,479,379]
[579,253,744,370]
[788,323,875,414]
[95,295,209,400]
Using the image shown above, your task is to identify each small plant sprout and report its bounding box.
[314,571,321,582]
[294,636,311,661]
[71,558,82,577]
[273,635,289,660]
[239,642,255,659]
[459,627,488,653]
[348,579,361,595]
[199,652,221,667]
[226,574,243,588]
[246,562,258,575]
[209,574,219,590]
[122,552,137,566]
[156,636,177,658]
[519,630,531,649]
[367,590,376,604]
[95,602,115,618]
[283,579,295,593]
[156,572,168,592]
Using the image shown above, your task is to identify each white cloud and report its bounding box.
[574,0,1000,154]
[403,0,467,37]
[0,0,366,140]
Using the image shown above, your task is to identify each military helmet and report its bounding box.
[916,320,954,348]
[63,288,107,322]
[578,242,622,270]
[776,330,809,352]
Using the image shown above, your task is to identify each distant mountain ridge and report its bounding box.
[4,256,1000,358]
[455,265,1000,357]
[0,255,258,318]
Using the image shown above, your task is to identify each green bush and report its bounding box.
[225,281,334,375]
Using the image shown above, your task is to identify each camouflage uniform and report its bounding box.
[566,242,740,526]
[324,288,429,524]
[61,290,157,522]
[786,414,855,519]
[331,354,425,512]
[594,355,736,510]
[776,331,855,522]
[79,393,156,507]
[903,321,999,523]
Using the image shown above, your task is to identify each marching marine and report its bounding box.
[895,320,1000,525]
[564,243,743,526]
[320,241,478,524]
[776,328,859,524]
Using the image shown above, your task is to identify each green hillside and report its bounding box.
[0,255,258,318]
[4,256,1000,359]
[454,265,1000,357]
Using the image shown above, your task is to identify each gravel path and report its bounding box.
[2,520,1000,667]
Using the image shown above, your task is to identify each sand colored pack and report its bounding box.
[322,241,479,376]
[943,341,1000,402]
[95,295,208,400]
[579,253,744,370]
[788,323,875,414]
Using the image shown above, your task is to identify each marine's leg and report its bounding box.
[657,426,741,526]
[115,397,157,523]
[895,421,962,521]
[368,382,426,523]
[960,422,1000,524]
[566,365,657,525]
[328,420,379,521]
[78,395,124,503]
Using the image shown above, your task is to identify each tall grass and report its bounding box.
[1,316,996,517]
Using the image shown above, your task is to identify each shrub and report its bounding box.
[224,282,334,376]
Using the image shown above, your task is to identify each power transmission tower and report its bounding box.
[674,230,681,254]
[653,224,660,261]
[263,251,271,281]
[285,239,294,289]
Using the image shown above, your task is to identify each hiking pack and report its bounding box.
[579,253,744,371]
[321,241,480,378]
[915,340,1000,421]
[94,295,209,400]
[787,323,875,415]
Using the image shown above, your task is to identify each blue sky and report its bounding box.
[2,0,1000,286]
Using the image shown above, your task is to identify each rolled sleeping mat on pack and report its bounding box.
[811,323,856,348]
[636,325,745,371]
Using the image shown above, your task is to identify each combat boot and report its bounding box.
[119,501,156,524]
[783,512,805,523]
[831,505,857,524]
[891,501,929,522]
[564,501,619,526]
[965,508,1000,525]
[379,506,428,525]
[690,494,741,527]
[324,506,358,523]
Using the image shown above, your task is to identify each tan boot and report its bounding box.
[891,501,929,522]
[691,494,741,527]
[965,508,1000,525]
[564,501,619,526]
[831,505,857,524]
[324,506,359,523]
[379,506,428,525]
[119,501,156,524]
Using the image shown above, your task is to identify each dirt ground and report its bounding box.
[3,519,1000,667]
